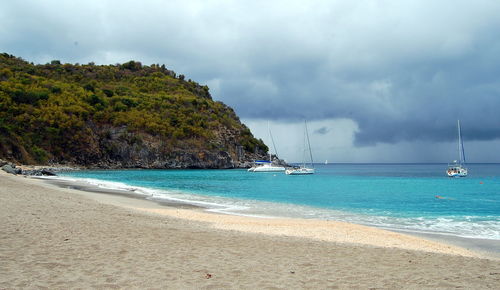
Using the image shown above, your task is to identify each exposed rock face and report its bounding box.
[91,149,236,169]
[37,125,268,169]
[1,129,266,170]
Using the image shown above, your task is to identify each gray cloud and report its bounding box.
[2,0,500,152]
[314,127,330,135]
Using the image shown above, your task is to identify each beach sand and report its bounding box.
[1,171,499,288]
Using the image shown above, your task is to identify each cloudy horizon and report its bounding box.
[2,0,500,162]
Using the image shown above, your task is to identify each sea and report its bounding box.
[56,163,500,244]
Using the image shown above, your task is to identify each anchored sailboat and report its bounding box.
[286,120,315,175]
[447,120,468,177]
[248,122,285,172]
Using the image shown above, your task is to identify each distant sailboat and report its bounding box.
[446,120,468,177]
[325,160,328,165]
[286,120,315,175]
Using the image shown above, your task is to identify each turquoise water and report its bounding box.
[59,164,500,240]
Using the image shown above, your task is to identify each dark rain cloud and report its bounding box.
[2,0,500,147]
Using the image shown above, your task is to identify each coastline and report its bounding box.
[42,173,500,259]
[41,177,475,256]
[392,230,500,259]
[1,170,499,288]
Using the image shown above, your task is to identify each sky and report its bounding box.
[2,0,500,163]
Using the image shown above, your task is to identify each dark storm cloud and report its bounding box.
[2,0,500,147]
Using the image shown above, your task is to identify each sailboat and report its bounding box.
[250,159,286,172]
[249,122,286,172]
[446,120,468,177]
[286,120,315,175]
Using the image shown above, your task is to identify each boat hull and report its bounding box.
[286,168,315,175]
[446,166,468,177]
[447,172,467,177]
[252,165,286,172]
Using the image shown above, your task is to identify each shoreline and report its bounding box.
[2,170,500,288]
[42,174,500,259]
[390,230,500,259]
[34,174,491,258]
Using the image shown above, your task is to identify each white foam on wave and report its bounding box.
[338,214,500,240]
[211,201,500,240]
[44,175,145,194]
[82,178,153,195]
[53,175,251,214]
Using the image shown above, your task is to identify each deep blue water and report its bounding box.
[58,163,500,240]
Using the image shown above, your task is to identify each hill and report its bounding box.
[0,53,268,168]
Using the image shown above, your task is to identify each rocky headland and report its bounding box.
[0,53,270,169]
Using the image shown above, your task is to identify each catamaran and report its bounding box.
[248,122,286,172]
[286,120,315,175]
[447,120,468,177]
[248,159,286,172]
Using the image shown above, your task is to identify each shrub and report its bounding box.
[31,145,48,163]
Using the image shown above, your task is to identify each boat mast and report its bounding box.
[305,120,314,168]
[268,122,279,162]
[301,122,306,167]
[458,120,466,165]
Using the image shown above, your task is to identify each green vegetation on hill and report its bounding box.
[0,53,267,166]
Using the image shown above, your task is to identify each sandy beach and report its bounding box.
[1,171,499,288]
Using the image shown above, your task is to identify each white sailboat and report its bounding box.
[251,159,286,172]
[286,120,315,175]
[249,122,285,172]
[447,120,468,177]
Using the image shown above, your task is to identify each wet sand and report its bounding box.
[1,171,499,288]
